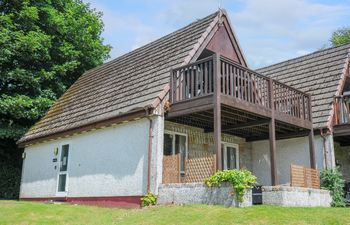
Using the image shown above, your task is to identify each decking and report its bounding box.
[165,54,316,185]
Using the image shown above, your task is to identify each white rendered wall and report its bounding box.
[20,144,58,198]
[20,118,152,198]
[251,135,325,185]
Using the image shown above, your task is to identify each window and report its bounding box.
[163,131,187,174]
[221,143,239,170]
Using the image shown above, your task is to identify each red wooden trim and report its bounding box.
[20,196,142,208]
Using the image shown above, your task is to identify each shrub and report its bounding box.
[0,162,21,199]
[141,192,157,207]
[204,169,256,203]
[320,167,345,207]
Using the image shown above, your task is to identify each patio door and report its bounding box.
[163,131,187,174]
[56,144,70,196]
[221,143,239,170]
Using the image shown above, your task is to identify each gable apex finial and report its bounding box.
[218,8,225,27]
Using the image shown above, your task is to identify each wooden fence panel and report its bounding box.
[163,154,180,184]
[290,164,320,189]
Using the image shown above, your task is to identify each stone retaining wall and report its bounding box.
[158,183,252,207]
[262,186,331,207]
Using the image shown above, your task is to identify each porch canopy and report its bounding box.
[165,54,316,186]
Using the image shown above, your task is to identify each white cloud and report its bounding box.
[157,0,219,25]
[229,0,350,68]
[83,0,349,68]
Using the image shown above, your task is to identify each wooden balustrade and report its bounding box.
[334,94,350,126]
[170,54,311,122]
[220,58,270,108]
[170,56,214,104]
[273,80,311,120]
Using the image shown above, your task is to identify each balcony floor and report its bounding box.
[166,95,311,141]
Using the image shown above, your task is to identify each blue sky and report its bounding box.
[84,0,350,68]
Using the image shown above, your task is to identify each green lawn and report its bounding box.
[0,200,349,225]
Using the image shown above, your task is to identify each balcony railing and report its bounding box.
[169,55,312,121]
[334,94,350,125]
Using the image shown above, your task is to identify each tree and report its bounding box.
[0,0,111,198]
[331,26,350,47]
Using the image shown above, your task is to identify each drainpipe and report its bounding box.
[145,107,153,193]
[320,128,329,170]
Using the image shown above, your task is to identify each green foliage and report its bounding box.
[0,162,21,199]
[0,0,110,199]
[320,167,346,207]
[331,26,350,47]
[141,192,157,207]
[204,169,256,203]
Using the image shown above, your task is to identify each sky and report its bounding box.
[83,0,350,69]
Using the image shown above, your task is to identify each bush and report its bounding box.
[141,192,157,207]
[320,167,345,207]
[204,169,256,203]
[0,162,21,199]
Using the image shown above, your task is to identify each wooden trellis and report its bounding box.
[184,154,216,183]
[163,154,181,184]
[290,164,320,189]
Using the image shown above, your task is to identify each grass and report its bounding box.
[0,200,349,225]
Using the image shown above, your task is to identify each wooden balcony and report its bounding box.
[168,55,313,133]
[333,93,350,141]
[166,54,316,185]
[334,93,350,126]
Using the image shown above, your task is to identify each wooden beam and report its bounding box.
[274,111,313,130]
[221,95,272,118]
[213,54,222,171]
[333,124,350,136]
[166,95,214,119]
[268,78,278,186]
[221,119,270,132]
[246,130,310,142]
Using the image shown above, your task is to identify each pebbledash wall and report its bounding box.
[251,135,335,185]
[20,116,164,200]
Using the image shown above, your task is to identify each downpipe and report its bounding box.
[320,128,330,170]
[145,107,153,193]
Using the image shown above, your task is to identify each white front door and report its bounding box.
[221,143,239,170]
[56,144,70,196]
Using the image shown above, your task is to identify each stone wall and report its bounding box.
[165,121,252,170]
[262,186,331,207]
[158,183,252,207]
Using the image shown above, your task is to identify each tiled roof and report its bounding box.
[18,11,220,144]
[257,44,350,129]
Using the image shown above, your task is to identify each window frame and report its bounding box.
[221,142,239,170]
[164,130,188,174]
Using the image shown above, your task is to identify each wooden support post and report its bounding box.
[213,54,222,171]
[308,94,316,169]
[268,78,278,186]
